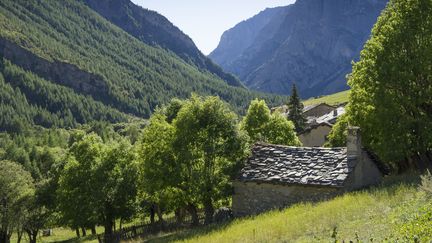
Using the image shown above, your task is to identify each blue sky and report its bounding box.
[131,0,296,55]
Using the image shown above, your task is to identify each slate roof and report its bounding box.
[238,143,357,187]
[303,103,335,113]
[316,106,346,125]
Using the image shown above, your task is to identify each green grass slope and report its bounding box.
[303,90,349,106]
[144,176,432,243]
[0,0,285,130]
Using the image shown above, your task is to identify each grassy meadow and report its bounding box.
[303,90,350,106]
[9,175,431,243]
[140,175,431,243]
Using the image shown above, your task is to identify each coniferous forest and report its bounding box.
[0,0,286,133]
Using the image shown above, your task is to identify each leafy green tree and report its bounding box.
[58,133,138,236]
[343,0,432,169]
[0,160,34,243]
[23,183,50,243]
[288,84,307,133]
[173,95,249,224]
[57,134,103,234]
[138,113,181,223]
[96,140,138,235]
[164,98,184,123]
[240,99,271,141]
[325,114,349,147]
[265,112,301,146]
[241,99,301,146]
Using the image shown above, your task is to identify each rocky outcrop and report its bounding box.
[210,0,388,98]
[210,6,288,71]
[84,0,243,87]
[0,37,111,104]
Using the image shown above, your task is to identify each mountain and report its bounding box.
[210,0,388,98]
[0,0,285,132]
[83,0,243,87]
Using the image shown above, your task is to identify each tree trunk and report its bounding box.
[156,204,164,222]
[175,207,185,224]
[150,204,155,224]
[104,217,114,236]
[203,197,214,225]
[186,203,199,226]
[426,151,432,170]
[0,230,11,243]
[91,226,96,235]
[75,228,80,238]
[81,227,86,237]
[17,229,24,243]
[26,230,38,243]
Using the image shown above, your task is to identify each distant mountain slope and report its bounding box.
[210,0,388,98]
[210,6,288,71]
[0,0,285,132]
[83,0,243,87]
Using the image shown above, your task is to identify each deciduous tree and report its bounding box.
[241,99,301,146]
[0,160,34,243]
[341,0,432,170]
[173,95,249,224]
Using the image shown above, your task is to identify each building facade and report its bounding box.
[232,127,384,217]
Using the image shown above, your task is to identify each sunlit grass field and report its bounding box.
[143,175,431,243]
[11,175,431,243]
[303,90,350,106]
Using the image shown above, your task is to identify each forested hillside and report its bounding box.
[83,0,243,87]
[0,0,284,132]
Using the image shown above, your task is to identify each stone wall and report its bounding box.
[299,125,332,147]
[232,181,340,217]
[345,150,383,190]
[345,127,383,190]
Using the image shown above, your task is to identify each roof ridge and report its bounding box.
[254,142,347,150]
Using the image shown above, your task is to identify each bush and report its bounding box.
[420,170,432,196]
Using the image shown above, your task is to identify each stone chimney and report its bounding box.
[347,126,362,158]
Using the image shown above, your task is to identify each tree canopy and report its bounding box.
[241,99,301,146]
[0,160,35,243]
[331,0,432,170]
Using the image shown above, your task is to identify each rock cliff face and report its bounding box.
[0,38,111,103]
[84,0,243,87]
[210,0,388,98]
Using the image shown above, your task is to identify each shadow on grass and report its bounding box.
[53,234,99,243]
[142,222,233,243]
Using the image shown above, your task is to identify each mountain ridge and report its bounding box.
[210,0,388,98]
[0,0,286,132]
[83,0,244,87]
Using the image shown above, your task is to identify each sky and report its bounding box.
[131,0,295,55]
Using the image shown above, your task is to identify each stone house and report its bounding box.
[300,106,346,147]
[232,127,385,217]
[298,122,333,147]
[303,103,336,118]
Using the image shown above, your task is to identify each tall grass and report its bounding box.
[146,175,430,243]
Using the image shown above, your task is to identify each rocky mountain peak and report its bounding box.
[210,0,388,98]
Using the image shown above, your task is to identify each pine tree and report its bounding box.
[288,84,306,133]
